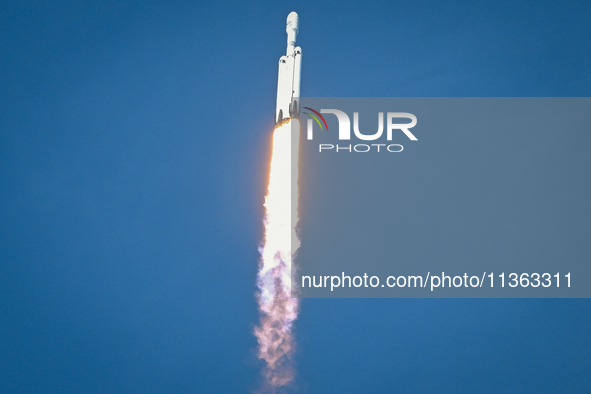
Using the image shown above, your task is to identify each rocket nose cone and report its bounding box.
[286,12,299,32]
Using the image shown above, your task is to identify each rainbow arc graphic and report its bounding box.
[303,107,328,131]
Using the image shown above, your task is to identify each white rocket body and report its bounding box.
[275,12,302,124]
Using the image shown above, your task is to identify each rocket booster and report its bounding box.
[275,12,302,125]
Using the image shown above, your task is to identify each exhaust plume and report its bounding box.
[255,119,300,392]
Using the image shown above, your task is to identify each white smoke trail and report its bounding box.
[255,119,300,392]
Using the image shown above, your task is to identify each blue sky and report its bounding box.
[1,0,590,392]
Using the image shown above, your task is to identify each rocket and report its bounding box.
[275,12,302,125]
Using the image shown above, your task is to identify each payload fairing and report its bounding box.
[275,12,302,125]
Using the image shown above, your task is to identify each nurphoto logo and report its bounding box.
[303,108,418,153]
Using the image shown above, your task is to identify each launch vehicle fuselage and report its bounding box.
[275,12,302,124]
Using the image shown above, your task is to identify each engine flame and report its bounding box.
[255,119,300,391]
